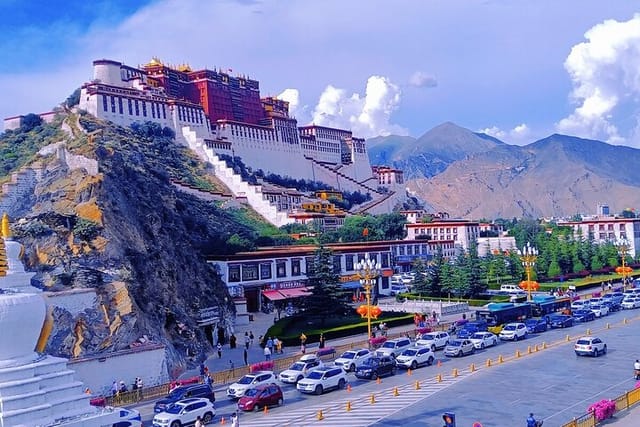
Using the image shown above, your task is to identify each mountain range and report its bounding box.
[370,123,640,219]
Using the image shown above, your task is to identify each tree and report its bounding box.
[65,88,81,107]
[20,113,43,132]
[304,246,350,325]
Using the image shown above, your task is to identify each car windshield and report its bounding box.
[471,333,486,339]
[306,371,323,379]
[591,305,602,309]
[402,349,417,356]
[449,340,462,347]
[340,352,356,359]
[244,388,260,397]
[165,404,184,414]
[576,339,591,345]
[289,362,305,371]
[503,325,516,331]
[363,358,379,366]
[237,376,255,385]
[167,388,185,399]
[420,335,435,341]
[381,342,396,349]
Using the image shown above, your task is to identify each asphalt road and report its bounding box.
[137,307,640,426]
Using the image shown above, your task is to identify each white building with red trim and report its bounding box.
[557,215,640,258]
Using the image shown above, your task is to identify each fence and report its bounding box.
[561,386,640,427]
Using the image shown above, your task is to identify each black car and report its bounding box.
[355,356,397,380]
[154,384,215,413]
[602,300,621,312]
[549,314,574,328]
[573,309,596,322]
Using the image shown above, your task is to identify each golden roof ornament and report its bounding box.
[1,212,10,239]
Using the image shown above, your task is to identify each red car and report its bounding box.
[237,383,284,412]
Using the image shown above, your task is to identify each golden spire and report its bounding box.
[1,213,10,238]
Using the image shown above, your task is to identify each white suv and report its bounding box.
[152,398,216,427]
[296,366,347,395]
[278,356,323,383]
[574,336,607,357]
[376,337,413,358]
[415,332,449,351]
[499,323,527,341]
[395,346,435,370]
[334,348,373,372]
[227,371,276,399]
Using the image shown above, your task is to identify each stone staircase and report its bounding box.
[304,156,381,195]
[181,127,294,227]
[352,191,396,214]
[0,167,42,218]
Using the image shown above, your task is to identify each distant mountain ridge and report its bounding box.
[370,123,640,218]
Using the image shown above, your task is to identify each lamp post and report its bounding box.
[517,242,538,302]
[615,239,633,290]
[355,254,382,340]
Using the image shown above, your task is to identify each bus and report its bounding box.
[476,302,533,331]
[529,295,572,316]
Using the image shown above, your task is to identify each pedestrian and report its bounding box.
[300,343,306,354]
[195,415,204,427]
[319,333,325,349]
[263,345,271,361]
[300,332,307,346]
[118,380,127,394]
[136,377,143,390]
[266,336,274,353]
[230,334,237,349]
[205,373,212,387]
[217,342,222,359]
[111,380,118,396]
[258,335,264,348]
[608,282,613,291]
[526,412,539,427]
[243,348,248,366]
[244,332,250,349]
[231,411,239,427]
[249,331,254,346]
[199,363,206,378]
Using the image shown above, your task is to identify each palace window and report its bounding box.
[292,259,301,276]
[276,260,287,278]
[151,102,156,118]
[111,96,116,113]
[228,265,241,283]
[241,263,258,281]
[134,100,139,116]
[333,255,341,274]
[162,105,167,119]
[118,97,123,114]
[260,263,272,280]
[142,102,147,117]
[128,99,133,115]
[381,253,390,268]
[102,95,108,112]
[345,255,354,271]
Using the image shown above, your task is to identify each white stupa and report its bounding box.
[0,213,138,427]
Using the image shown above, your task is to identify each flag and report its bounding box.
[362,228,369,237]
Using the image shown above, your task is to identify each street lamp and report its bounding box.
[615,239,633,290]
[517,242,539,302]
[355,254,382,340]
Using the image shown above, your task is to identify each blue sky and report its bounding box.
[1,0,639,146]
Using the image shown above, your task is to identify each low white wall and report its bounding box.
[44,289,97,317]
[68,345,168,396]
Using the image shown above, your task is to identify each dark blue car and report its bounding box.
[572,309,596,322]
[456,321,488,339]
[549,314,574,328]
[524,318,547,333]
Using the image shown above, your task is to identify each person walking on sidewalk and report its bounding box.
[216,343,222,359]
[243,348,249,366]
[249,331,254,346]
[263,346,271,361]
[244,332,250,349]
[319,333,325,349]
[266,337,274,354]
[274,337,282,354]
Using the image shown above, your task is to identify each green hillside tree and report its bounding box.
[304,246,350,325]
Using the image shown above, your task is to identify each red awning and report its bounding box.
[261,290,288,301]
[279,287,311,298]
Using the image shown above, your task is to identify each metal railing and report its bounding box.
[561,386,640,427]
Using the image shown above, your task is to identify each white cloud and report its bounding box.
[479,123,531,144]
[311,76,407,138]
[277,88,300,116]
[556,13,640,145]
[408,71,438,88]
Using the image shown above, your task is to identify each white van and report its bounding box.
[500,284,522,294]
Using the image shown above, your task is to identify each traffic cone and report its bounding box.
[527,346,532,354]
[264,405,268,414]
[415,380,421,389]
[370,393,376,404]
[452,368,458,378]
[346,384,352,392]
[317,410,324,420]
[220,417,225,425]
[435,374,442,383]
[470,363,475,372]
[346,401,352,412]
[498,355,504,363]
[376,377,381,385]
[407,368,412,376]
[486,359,492,367]
[516,350,521,358]
[437,359,442,368]
[393,387,399,396]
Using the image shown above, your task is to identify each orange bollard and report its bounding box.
[376,377,381,385]
[317,410,324,420]
[437,360,442,368]
[370,393,376,404]
[407,368,412,376]
[452,368,458,378]
[527,346,532,354]
[470,363,475,372]
[346,384,352,392]
[486,359,492,367]
[498,355,504,363]
[516,350,521,358]
[264,405,268,414]
[415,380,422,389]
[220,417,226,425]
[346,401,352,412]
[435,374,442,383]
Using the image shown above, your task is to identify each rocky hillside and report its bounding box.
[406,133,640,218]
[1,112,265,374]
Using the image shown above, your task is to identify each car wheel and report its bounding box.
[603,345,607,354]
[431,345,436,352]
[411,361,418,370]
[349,364,355,372]
[457,350,462,357]
[391,366,397,375]
[338,378,346,389]
[203,412,213,423]
[278,397,284,406]
[297,375,303,383]
[254,403,262,412]
[315,385,323,395]
[371,372,378,380]
[480,343,485,349]
[170,422,181,427]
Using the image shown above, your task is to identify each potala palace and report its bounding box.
[67,58,411,226]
